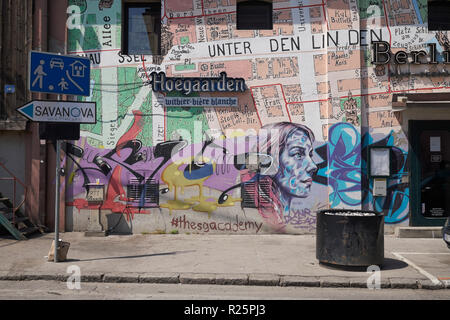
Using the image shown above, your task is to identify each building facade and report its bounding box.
[0,0,72,232]
[18,0,450,234]
[0,0,41,227]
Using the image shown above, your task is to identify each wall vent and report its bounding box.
[126,178,159,207]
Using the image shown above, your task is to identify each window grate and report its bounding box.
[127,178,159,208]
[241,176,272,208]
[241,181,258,208]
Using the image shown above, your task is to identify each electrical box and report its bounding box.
[86,184,105,203]
[369,147,391,177]
[373,178,387,197]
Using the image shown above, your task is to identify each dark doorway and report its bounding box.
[409,120,450,226]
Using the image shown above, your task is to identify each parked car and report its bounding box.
[443,217,450,249]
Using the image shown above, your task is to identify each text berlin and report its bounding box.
[372,41,450,65]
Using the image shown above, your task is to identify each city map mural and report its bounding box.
[63,0,447,233]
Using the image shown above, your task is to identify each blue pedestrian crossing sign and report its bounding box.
[28,51,91,96]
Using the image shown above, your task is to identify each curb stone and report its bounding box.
[179,273,217,285]
[418,279,445,290]
[356,277,390,289]
[389,278,419,289]
[348,278,368,288]
[80,272,104,282]
[0,272,448,289]
[248,274,280,286]
[0,271,12,280]
[103,272,140,283]
[320,277,350,288]
[22,272,66,281]
[442,279,450,289]
[1,272,25,281]
[280,276,320,287]
[138,272,180,284]
[215,273,249,285]
[379,279,391,289]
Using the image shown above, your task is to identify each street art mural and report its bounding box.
[63,119,408,233]
[63,0,449,233]
[361,129,409,224]
[240,122,319,232]
[317,122,409,224]
[64,119,327,233]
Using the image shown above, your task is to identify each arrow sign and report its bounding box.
[17,100,97,124]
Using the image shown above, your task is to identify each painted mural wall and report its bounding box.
[64,0,449,234]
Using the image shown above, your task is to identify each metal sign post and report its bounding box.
[23,50,92,263]
[54,92,62,263]
[54,138,61,263]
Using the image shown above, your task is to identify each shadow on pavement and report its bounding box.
[380,257,409,270]
[0,240,20,248]
[0,232,49,247]
[318,258,409,272]
[59,250,196,262]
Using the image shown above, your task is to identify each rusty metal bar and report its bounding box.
[0,161,26,188]
[0,160,27,220]
[13,178,16,223]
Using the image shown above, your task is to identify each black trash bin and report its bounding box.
[316,209,384,268]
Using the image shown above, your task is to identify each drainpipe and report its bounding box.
[33,0,48,52]
[25,0,48,226]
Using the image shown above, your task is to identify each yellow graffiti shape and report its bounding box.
[160,157,242,217]
[160,157,214,214]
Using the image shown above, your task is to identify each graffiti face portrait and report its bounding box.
[274,128,318,198]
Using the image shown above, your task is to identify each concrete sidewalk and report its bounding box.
[0,232,449,290]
